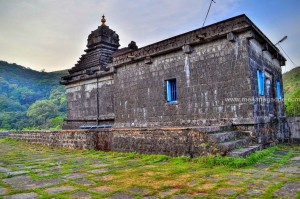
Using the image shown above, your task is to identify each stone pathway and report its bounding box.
[0,139,299,198]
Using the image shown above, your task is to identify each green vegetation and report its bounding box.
[283,66,300,116]
[0,139,299,198]
[0,61,68,130]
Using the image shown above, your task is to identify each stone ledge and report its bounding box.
[6,126,234,157]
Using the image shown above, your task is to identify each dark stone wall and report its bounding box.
[114,32,253,128]
[247,38,288,143]
[8,130,97,149]
[64,76,114,129]
[6,127,231,157]
[0,132,8,139]
[287,117,300,143]
[110,129,209,157]
[248,39,284,118]
[60,14,288,145]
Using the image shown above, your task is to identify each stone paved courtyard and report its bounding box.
[0,139,299,199]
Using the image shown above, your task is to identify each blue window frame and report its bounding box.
[165,79,177,103]
[276,81,282,100]
[257,70,265,96]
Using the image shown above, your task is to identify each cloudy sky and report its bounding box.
[0,0,299,72]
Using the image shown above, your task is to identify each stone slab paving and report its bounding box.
[159,189,179,197]
[290,156,300,161]
[0,187,7,195]
[246,189,263,195]
[217,188,236,195]
[63,172,87,179]
[141,197,158,199]
[0,167,10,173]
[6,170,29,176]
[89,168,109,174]
[274,182,300,198]
[45,185,75,194]
[0,140,300,198]
[279,166,300,173]
[109,192,135,199]
[89,185,113,193]
[70,191,91,199]
[74,179,95,185]
[37,172,50,177]
[2,175,32,185]
[90,163,110,167]
[236,195,251,199]
[11,178,65,190]
[128,187,150,195]
[187,180,198,186]
[3,192,39,199]
[171,195,193,199]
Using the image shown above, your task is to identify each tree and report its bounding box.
[285,89,300,117]
[27,100,59,126]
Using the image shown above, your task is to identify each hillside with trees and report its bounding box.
[283,66,300,116]
[0,61,68,130]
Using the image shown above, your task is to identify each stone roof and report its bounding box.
[112,14,286,68]
[61,14,286,85]
[67,23,120,75]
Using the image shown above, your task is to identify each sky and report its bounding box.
[0,0,299,73]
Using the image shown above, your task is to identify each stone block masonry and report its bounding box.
[0,132,8,139]
[287,117,300,143]
[8,130,102,150]
[60,14,289,146]
[5,126,239,157]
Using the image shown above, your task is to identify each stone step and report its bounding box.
[207,131,246,143]
[228,145,262,158]
[218,138,251,152]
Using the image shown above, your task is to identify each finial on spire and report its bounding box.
[101,15,106,25]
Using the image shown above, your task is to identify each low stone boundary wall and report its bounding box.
[0,132,9,139]
[110,128,207,157]
[8,130,102,149]
[287,117,300,143]
[6,127,228,157]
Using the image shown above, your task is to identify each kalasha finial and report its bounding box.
[101,15,106,25]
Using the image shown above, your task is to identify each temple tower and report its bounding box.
[61,15,119,128]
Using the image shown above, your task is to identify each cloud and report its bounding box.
[0,0,297,72]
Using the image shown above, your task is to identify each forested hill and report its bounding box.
[283,66,300,116]
[0,60,68,130]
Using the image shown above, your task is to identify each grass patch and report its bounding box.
[195,146,278,168]
[1,139,299,199]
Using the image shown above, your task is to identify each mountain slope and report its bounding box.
[0,60,68,130]
[283,66,300,116]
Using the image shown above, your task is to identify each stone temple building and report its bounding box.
[61,14,289,148]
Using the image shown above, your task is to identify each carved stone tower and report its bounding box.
[65,15,120,76]
[61,15,119,129]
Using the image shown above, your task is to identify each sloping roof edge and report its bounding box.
[112,14,286,67]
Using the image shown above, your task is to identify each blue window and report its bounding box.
[276,81,282,100]
[257,70,265,96]
[165,79,177,103]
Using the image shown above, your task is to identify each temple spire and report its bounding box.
[101,15,106,25]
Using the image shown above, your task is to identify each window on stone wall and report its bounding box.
[257,70,265,96]
[165,79,177,103]
[276,81,282,100]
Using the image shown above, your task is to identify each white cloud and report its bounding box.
[0,0,297,72]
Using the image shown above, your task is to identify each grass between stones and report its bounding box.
[0,138,299,199]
